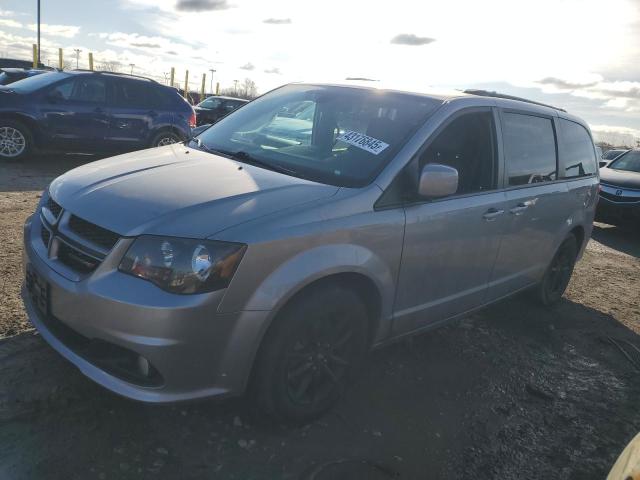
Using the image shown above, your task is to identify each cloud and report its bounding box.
[239,62,255,71]
[0,19,21,29]
[390,33,435,46]
[264,67,281,74]
[538,77,598,90]
[263,18,292,25]
[130,42,162,48]
[27,23,80,38]
[175,0,231,12]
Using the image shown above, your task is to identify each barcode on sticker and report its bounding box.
[337,130,389,155]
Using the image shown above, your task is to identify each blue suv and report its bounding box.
[0,70,195,161]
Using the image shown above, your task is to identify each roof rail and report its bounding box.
[463,89,566,112]
[71,69,157,83]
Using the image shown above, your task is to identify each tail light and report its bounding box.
[189,110,197,128]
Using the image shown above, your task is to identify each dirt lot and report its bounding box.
[1,155,639,479]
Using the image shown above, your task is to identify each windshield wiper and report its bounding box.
[214,149,298,176]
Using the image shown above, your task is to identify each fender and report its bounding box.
[226,243,398,343]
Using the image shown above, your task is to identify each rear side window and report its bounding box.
[503,112,557,186]
[558,119,597,178]
[112,79,164,109]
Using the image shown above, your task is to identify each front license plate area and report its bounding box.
[26,264,49,317]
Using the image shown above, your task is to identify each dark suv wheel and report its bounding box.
[252,284,369,423]
[536,234,578,306]
[150,130,182,148]
[0,119,32,161]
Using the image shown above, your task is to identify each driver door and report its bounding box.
[393,108,508,335]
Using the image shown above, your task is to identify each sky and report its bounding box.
[1,0,640,145]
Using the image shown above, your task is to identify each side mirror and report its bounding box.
[418,163,459,198]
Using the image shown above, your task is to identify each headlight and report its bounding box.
[119,236,246,294]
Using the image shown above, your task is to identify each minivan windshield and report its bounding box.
[609,150,640,173]
[4,71,68,93]
[193,84,442,187]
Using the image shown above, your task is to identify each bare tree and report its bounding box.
[220,78,258,99]
[97,61,121,73]
[240,78,258,99]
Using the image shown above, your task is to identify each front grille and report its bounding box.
[57,241,101,273]
[68,215,120,250]
[600,191,640,203]
[46,197,63,218]
[41,225,51,247]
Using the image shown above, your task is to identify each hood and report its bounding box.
[600,166,640,190]
[49,145,339,239]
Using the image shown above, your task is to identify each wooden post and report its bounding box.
[169,67,175,87]
[58,48,63,70]
[88,52,94,71]
[32,44,38,68]
[215,81,220,95]
[201,73,206,100]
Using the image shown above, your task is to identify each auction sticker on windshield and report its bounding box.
[336,130,389,155]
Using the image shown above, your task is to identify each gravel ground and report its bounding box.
[1,155,639,479]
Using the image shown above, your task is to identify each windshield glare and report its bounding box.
[4,71,67,92]
[610,150,640,172]
[195,84,441,187]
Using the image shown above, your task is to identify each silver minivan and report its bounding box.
[23,83,599,422]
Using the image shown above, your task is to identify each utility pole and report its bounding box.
[73,48,82,69]
[233,79,239,96]
[209,69,216,95]
[36,0,41,66]
[129,63,135,75]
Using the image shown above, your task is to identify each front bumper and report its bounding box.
[22,214,269,403]
[596,195,640,225]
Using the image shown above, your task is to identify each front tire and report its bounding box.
[0,120,32,161]
[149,130,182,148]
[536,234,578,306]
[251,284,369,423]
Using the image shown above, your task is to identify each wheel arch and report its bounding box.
[148,125,187,145]
[0,113,41,146]
[569,225,585,254]
[244,270,384,397]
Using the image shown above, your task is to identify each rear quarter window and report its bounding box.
[503,112,557,186]
[558,118,597,178]
[112,79,167,109]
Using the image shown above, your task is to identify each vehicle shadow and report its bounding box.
[0,154,101,193]
[591,222,640,258]
[1,295,639,480]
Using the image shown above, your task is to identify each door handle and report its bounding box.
[509,203,529,215]
[147,110,158,117]
[482,208,504,221]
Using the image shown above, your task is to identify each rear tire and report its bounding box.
[535,234,578,306]
[149,130,182,148]
[0,120,32,162]
[251,284,369,424]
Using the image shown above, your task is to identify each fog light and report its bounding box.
[137,356,150,377]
